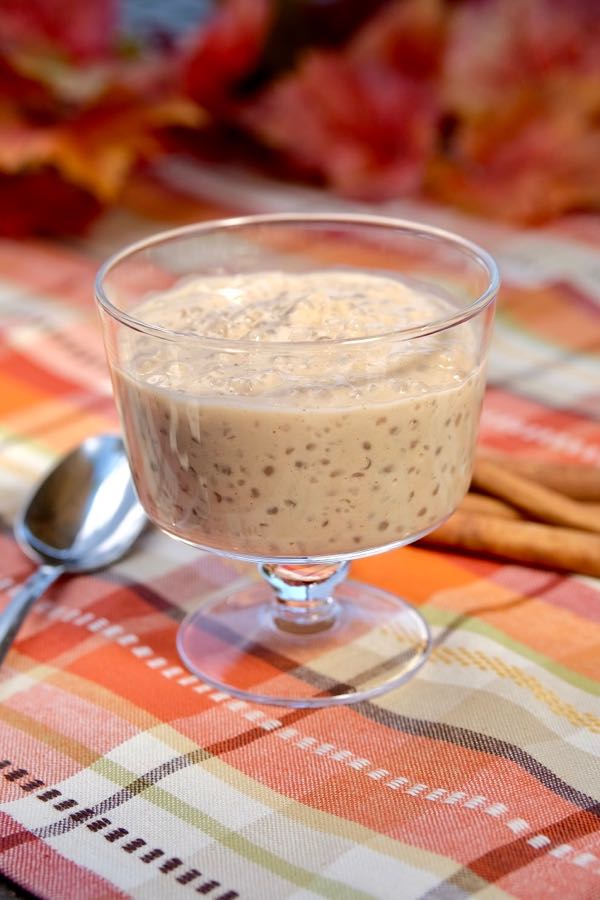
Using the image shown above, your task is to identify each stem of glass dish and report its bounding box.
[260,561,349,634]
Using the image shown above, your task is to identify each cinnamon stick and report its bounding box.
[423,511,600,578]
[459,492,522,520]
[478,451,600,501]
[471,458,600,534]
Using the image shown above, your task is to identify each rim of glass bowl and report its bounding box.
[95,213,500,349]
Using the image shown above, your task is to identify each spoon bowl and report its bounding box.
[0,434,147,665]
[15,433,147,570]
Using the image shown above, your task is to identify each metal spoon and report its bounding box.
[0,434,147,665]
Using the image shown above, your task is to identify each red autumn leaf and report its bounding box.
[0,27,204,236]
[351,0,443,79]
[237,0,442,199]
[443,0,599,115]
[240,52,438,198]
[429,112,600,223]
[0,169,101,237]
[0,69,202,202]
[431,0,600,221]
[182,0,272,108]
[0,0,118,62]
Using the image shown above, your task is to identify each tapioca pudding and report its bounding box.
[112,270,485,558]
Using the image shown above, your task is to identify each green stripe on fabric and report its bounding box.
[1,686,468,892]
[424,607,600,697]
[0,704,97,769]
[152,725,470,884]
[377,680,600,797]
[92,756,374,900]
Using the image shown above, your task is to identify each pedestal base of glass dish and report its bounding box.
[176,561,431,708]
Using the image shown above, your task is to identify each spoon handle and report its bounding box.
[0,564,64,665]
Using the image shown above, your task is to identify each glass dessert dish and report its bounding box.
[96,214,498,707]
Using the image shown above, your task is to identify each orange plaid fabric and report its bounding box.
[0,161,599,899]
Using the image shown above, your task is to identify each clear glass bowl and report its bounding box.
[96,214,499,707]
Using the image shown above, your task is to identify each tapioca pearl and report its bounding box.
[432,484,440,496]
[409,440,419,449]
[417,507,427,517]
[305,443,317,450]
[409,418,418,429]
[378,521,389,532]
[408,491,415,501]
[267,507,278,515]
[389,426,400,435]
[285,447,295,455]
[250,487,260,498]
[362,441,372,450]
[320,458,330,465]
[376,416,387,425]
[321,519,329,528]
[295,460,306,469]
[263,465,275,476]
[382,464,394,473]
[352,536,362,544]
[329,469,343,478]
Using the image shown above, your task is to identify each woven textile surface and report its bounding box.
[0,161,599,899]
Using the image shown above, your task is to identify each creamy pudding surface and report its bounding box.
[113,271,485,557]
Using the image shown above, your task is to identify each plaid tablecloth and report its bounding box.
[1,161,599,900]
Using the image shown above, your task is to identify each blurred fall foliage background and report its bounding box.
[0,0,598,236]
